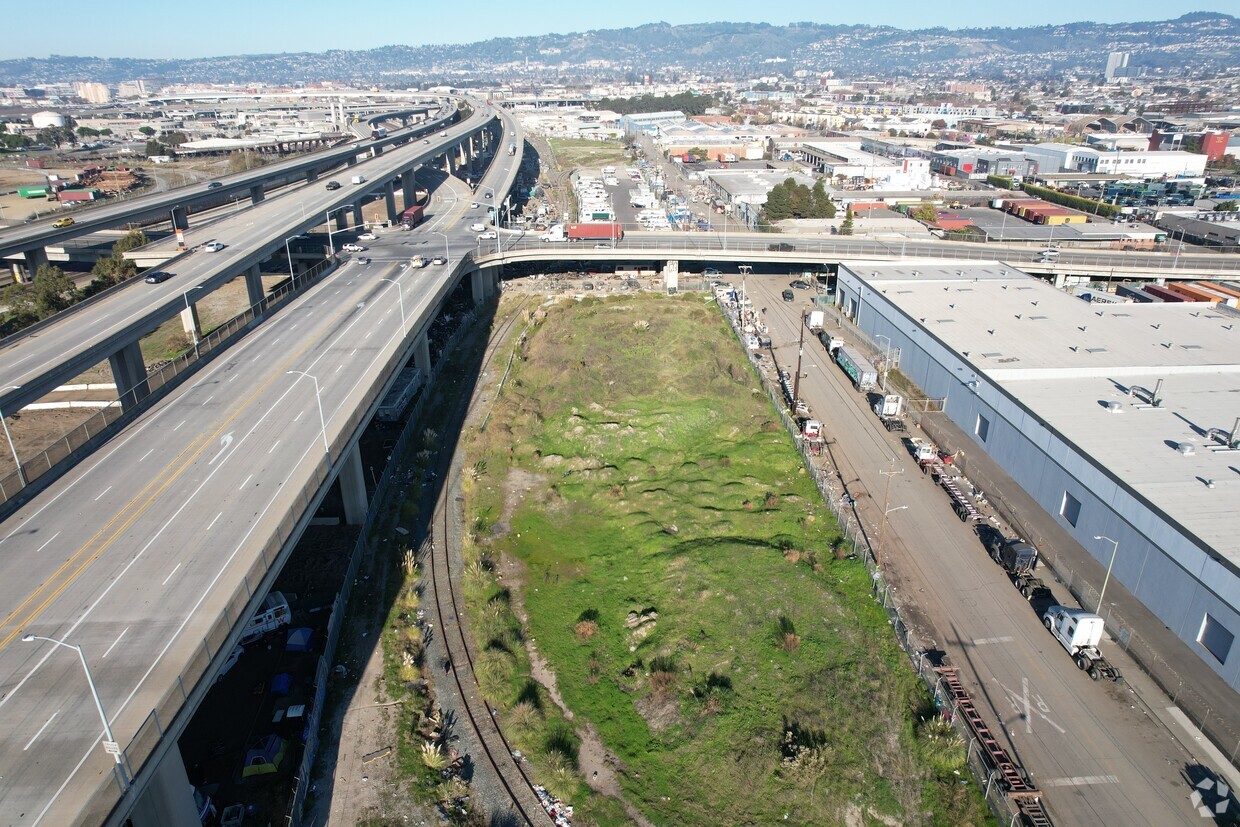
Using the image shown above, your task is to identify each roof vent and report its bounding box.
[1176,442,1196,456]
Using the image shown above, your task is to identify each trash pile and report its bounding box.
[533,784,573,826]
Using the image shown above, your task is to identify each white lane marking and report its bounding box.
[35,532,61,555]
[364,330,373,339]
[272,338,280,346]
[1044,775,1121,787]
[207,432,235,466]
[229,374,238,382]
[997,678,1066,735]
[971,636,1014,645]
[139,448,154,462]
[173,420,185,431]
[102,627,128,659]
[202,395,214,406]
[161,562,182,586]
[290,323,298,330]
[335,364,343,373]
[93,486,112,501]
[292,411,303,422]
[207,511,222,530]
[268,440,280,454]
[24,713,57,750]
[239,474,252,489]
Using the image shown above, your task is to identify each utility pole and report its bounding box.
[877,459,904,568]
[793,312,806,405]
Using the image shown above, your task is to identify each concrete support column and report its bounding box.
[127,745,199,827]
[180,303,201,340]
[470,267,498,306]
[352,204,364,228]
[169,206,189,232]
[244,264,265,311]
[20,247,48,282]
[333,209,350,231]
[401,170,416,207]
[413,332,432,375]
[108,340,150,412]
[339,442,368,526]
[346,156,358,167]
[373,144,384,157]
[249,184,265,205]
[384,180,398,224]
[305,168,318,183]
[1053,271,1067,289]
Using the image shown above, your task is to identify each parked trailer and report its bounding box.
[1042,606,1123,682]
[17,186,48,199]
[873,394,906,432]
[980,531,1053,600]
[1116,283,1162,303]
[566,222,624,242]
[57,188,100,203]
[834,345,878,390]
[939,476,983,523]
[399,204,425,228]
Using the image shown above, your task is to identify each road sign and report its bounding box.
[102,740,121,756]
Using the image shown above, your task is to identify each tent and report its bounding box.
[285,627,314,652]
[241,734,286,778]
[271,673,292,696]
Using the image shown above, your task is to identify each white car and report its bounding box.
[203,242,225,252]
[470,202,479,209]
[469,223,485,232]
[477,231,498,240]
[341,243,366,253]
[431,256,447,265]
[357,232,378,241]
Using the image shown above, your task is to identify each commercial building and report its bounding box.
[1105,51,1130,81]
[927,147,1038,180]
[1021,142,1207,179]
[800,141,932,190]
[618,111,687,136]
[703,169,817,228]
[834,262,1240,695]
[1160,211,1240,249]
[73,82,112,104]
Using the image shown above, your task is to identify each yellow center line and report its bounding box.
[1,266,381,651]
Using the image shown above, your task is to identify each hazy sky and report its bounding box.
[5,1,1236,60]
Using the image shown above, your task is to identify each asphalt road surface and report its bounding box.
[747,277,1206,826]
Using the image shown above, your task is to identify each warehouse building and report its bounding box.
[1020,142,1207,179]
[834,262,1240,694]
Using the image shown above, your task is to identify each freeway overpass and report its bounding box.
[0,104,505,507]
[0,105,525,827]
[0,101,457,274]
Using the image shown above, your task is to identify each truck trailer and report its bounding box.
[566,222,624,242]
[370,127,388,140]
[399,204,425,228]
[834,345,878,391]
[983,533,1052,600]
[872,394,906,432]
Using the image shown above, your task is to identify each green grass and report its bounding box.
[457,294,992,826]
[547,138,631,171]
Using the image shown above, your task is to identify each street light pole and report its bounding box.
[1,384,26,485]
[284,235,298,289]
[877,459,905,568]
[379,278,406,331]
[21,633,129,786]
[432,230,449,263]
[327,206,351,257]
[286,370,329,460]
[1093,535,1120,614]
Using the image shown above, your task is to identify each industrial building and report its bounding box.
[834,262,1240,695]
[927,147,1039,180]
[702,169,818,228]
[1020,142,1207,179]
[799,141,932,189]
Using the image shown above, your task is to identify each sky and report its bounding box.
[4,0,1237,60]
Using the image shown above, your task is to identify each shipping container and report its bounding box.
[1116,283,1162,303]
[1142,284,1187,302]
[17,186,48,199]
[399,204,425,228]
[57,188,101,203]
[566,222,624,241]
[1164,282,1222,303]
[834,345,878,390]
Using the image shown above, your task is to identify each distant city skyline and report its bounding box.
[1,1,1237,62]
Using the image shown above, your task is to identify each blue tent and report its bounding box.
[284,627,313,652]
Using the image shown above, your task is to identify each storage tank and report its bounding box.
[31,111,66,129]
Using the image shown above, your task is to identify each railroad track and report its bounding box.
[424,295,549,825]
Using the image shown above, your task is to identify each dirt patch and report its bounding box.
[633,691,682,733]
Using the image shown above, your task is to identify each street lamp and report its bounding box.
[326,205,352,257]
[432,230,449,263]
[1092,535,1120,614]
[183,286,203,359]
[21,633,129,786]
[286,370,329,460]
[379,278,406,331]
[876,505,908,570]
[284,234,301,289]
[1,384,26,485]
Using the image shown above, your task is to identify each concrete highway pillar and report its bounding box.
[305,168,318,183]
[180,302,201,340]
[128,745,200,827]
[20,247,48,281]
[1053,271,1067,289]
[352,204,364,227]
[413,332,432,376]
[333,209,350,231]
[384,180,398,224]
[249,184,265,205]
[373,144,384,157]
[339,442,369,526]
[346,156,358,167]
[470,267,497,306]
[108,340,150,412]
[169,206,189,232]
[244,264,265,311]
[401,170,416,207]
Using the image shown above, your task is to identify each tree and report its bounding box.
[1,133,31,150]
[138,126,156,137]
[764,182,793,222]
[839,208,854,236]
[809,181,836,219]
[913,204,938,224]
[1217,201,1238,212]
[112,229,149,254]
[144,140,170,157]
[976,136,996,146]
[164,132,190,147]
[788,181,810,217]
[30,264,77,318]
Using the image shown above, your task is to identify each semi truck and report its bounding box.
[539,224,567,242]
[834,345,878,391]
[370,127,388,140]
[399,204,425,228]
[872,394,906,432]
[1042,606,1122,682]
[566,222,624,242]
[982,531,1052,601]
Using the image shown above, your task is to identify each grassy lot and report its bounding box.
[547,138,631,171]
[457,294,990,826]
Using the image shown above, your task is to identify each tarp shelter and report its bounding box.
[271,673,292,696]
[241,734,286,778]
[285,627,313,652]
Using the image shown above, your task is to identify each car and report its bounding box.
[478,231,497,240]
[145,271,173,284]
[203,242,225,252]
[206,182,223,189]
[431,256,447,265]
[470,202,479,209]
[409,256,427,268]
[341,243,366,253]
[357,232,378,241]
[52,217,74,228]
[790,279,810,289]
[441,131,448,136]
[484,192,492,199]
[768,242,794,252]
[423,139,430,144]
[325,181,341,190]
[469,223,485,232]
[782,289,795,302]
[355,256,371,265]
[704,267,722,276]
